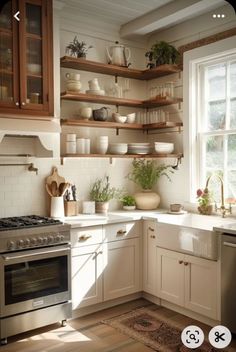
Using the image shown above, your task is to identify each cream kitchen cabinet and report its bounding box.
[156,247,219,320]
[143,219,158,296]
[103,221,141,301]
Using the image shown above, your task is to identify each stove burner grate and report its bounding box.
[0,215,62,231]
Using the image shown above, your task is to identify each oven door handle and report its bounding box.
[2,245,70,261]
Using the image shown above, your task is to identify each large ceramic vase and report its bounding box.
[134,190,160,210]
[95,201,109,214]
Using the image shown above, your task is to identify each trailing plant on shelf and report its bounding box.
[145,41,180,68]
[90,176,122,213]
[127,159,174,210]
[66,36,93,58]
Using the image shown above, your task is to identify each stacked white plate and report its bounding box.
[154,142,174,154]
[109,143,128,155]
[128,143,151,155]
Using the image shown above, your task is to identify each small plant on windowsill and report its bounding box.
[196,188,213,215]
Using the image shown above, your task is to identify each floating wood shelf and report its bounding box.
[60,56,181,80]
[61,153,183,164]
[61,92,182,109]
[61,119,183,132]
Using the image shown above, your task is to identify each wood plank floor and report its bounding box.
[2,299,236,351]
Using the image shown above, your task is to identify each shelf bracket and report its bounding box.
[109,157,113,164]
[115,75,118,83]
[61,157,65,165]
[116,104,119,113]
[116,128,119,136]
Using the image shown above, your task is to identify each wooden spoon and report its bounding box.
[45,183,53,197]
[60,182,71,197]
[58,182,66,197]
[51,181,58,197]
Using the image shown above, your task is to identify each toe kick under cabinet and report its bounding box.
[71,221,142,312]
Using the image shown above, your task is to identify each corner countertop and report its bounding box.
[62,210,236,232]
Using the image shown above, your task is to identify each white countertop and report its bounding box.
[62,210,236,232]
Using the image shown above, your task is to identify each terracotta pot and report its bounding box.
[134,190,160,210]
[95,201,109,214]
[198,204,213,215]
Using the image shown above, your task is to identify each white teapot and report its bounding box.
[106,41,131,67]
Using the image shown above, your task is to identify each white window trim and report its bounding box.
[183,35,236,204]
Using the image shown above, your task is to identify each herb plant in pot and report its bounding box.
[66,36,93,58]
[121,195,136,211]
[90,176,121,214]
[128,160,173,210]
[145,41,180,68]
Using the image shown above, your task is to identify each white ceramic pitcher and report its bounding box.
[106,41,131,66]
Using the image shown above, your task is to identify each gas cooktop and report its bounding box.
[0,215,62,231]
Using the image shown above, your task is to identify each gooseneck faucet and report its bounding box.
[205,174,231,218]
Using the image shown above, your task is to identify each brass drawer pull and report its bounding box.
[150,235,156,239]
[179,260,183,264]
[148,227,155,232]
[117,230,127,236]
[184,262,189,266]
[78,235,92,241]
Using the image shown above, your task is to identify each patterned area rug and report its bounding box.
[103,307,217,352]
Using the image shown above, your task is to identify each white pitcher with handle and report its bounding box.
[106,41,131,67]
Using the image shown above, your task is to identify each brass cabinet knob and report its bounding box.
[78,235,91,241]
[15,102,19,106]
[184,262,189,266]
[21,102,26,106]
[117,230,127,236]
[179,260,183,264]
[150,235,156,239]
[148,227,155,232]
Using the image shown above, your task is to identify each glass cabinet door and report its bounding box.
[0,0,19,107]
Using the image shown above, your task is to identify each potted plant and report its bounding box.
[66,36,93,58]
[128,159,173,210]
[196,188,213,215]
[121,195,136,211]
[90,176,122,214]
[145,41,180,68]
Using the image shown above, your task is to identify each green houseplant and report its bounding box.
[66,36,93,58]
[128,160,173,210]
[145,41,180,68]
[121,195,136,211]
[90,176,121,213]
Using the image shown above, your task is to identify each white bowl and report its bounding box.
[126,113,136,124]
[109,143,128,155]
[86,89,105,96]
[114,115,127,123]
[154,142,174,154]
[27,63,41,74]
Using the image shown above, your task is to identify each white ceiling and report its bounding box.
[60,0,174,26]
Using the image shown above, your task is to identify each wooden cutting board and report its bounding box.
[46,167,65,186]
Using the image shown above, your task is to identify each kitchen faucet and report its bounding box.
[205,174,232,218]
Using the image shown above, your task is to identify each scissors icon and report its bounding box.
[215,331,225,343]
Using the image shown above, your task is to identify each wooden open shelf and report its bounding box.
[61,119,183,132]
[61,92,182,109]
[60,56,181,80]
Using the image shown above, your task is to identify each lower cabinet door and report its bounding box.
[184,254,219,319]
[143,220,158,295]
[103,238,140,301]
[156,247,185,306]
[71,244,103,309]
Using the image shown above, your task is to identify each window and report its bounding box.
[197,55,236,202]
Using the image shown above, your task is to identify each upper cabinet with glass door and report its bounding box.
[0,0,53,117]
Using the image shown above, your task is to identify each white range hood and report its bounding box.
[0,118,61,158]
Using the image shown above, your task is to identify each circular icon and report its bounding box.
[181,325,204,349]
[208,325,232,349]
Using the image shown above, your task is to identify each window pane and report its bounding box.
[207,101,226,130]
[206,170,223,203]
[230,62,236,98]
[205,135,224,169]
[207,64,226,101]
[228,134,236,168]
[230,98,236,129]
[228,170,236,198]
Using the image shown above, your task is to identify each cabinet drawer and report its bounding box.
[104,221,141,242]
[71,226,103,247]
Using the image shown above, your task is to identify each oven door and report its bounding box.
[0,244,71,317]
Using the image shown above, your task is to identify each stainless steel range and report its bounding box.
[0,215,71,345]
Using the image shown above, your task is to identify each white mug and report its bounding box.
[66,72,80,81]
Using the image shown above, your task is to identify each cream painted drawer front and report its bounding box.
[71,226,103,247]
[104,221,141,242]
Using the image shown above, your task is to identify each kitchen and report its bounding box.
[0,0,236,351]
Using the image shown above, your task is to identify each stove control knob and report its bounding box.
[60,235,65,242]
[48,235,53,243]
[55,235,60,242]
[30,238,37,245]
[42,237,47,245]
[17,239,24,248]
[7,241,14,250]
[37,237,43,245]
[24,238,30,246]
